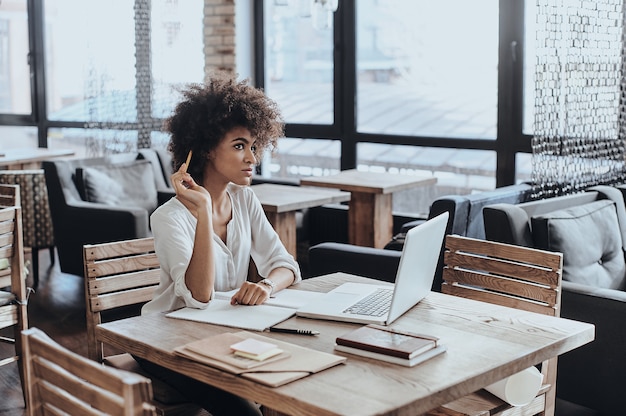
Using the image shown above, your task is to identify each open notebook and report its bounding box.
[296,211,448,325]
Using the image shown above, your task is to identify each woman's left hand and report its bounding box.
[230,281,271,305]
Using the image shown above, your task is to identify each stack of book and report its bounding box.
[174,331,347,387]
[335,324,446,367]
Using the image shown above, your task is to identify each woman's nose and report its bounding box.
[246,148,256,164]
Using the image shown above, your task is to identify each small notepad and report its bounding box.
[230,338,283,361]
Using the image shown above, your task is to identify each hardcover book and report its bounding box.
[334,343,447,367]
[335,324,439,359]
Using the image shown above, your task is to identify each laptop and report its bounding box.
[296,211,449,325]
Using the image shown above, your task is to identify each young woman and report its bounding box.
[139,73,301,415]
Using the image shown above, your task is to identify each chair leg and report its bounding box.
[13,324,26,407]
[31,248,39,290]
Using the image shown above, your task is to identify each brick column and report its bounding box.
[204,0,236,79]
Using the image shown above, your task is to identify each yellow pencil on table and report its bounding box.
[183,150,193,173]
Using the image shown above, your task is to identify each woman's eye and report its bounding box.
[234,143,244,150]
[251,145,257,153]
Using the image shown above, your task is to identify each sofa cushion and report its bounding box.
[75,160,158,213]
[531,199,626,290]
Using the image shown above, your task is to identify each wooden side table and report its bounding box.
[0,148,75,170]
[251,183,350,258]
[301,169,437,248]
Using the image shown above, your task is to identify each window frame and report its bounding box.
[254,0,532,187]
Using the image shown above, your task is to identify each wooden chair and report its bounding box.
[22,327,157,416]
[0,170,56,289]
[83,237,204,416]
[0,184,29,401]
[427,234,563,416]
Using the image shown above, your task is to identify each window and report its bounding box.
[260,0,517,203]
[356,1,498,139]
[263,1,334,125]
[44,1,136,123]
[0,0,31,115]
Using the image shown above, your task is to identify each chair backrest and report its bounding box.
[83,237,159,362]
[0,185,28,404]
[442,234,563,415]
[443,234,563,316]
[22,327,157,416]
[0,183,27,343]
[0,170,54,249]
[0,183,20,208]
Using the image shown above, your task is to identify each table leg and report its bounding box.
[264,211,298,258]
[348,192,393,248]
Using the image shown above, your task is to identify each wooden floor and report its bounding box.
[1,248,86,415]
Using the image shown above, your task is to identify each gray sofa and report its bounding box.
[483,185,626,415]
[43,149,174,277]
[308,183,534,286]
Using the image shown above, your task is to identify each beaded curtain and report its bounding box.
[84,0,152,155]
[531,0,626,199]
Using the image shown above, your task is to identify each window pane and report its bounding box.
[151,0,204,119]
[44,0,136,122]
[515,152,532,184]
[0,0,31,114]
[260,137,340,178]
[263,1,334,124]
[523,1,536,135]
[357,143,496,215]
[50,127,137,157]
[0,126,37,149]
[356,0,498,139]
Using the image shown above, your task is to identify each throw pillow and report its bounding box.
[75,160,158,214]
[531,199,626,290]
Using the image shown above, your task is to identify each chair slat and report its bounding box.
[0,233,12,247]
[0,246,14,260]
[84,237,156,262]
[445,234,562,275]
[444,250,561,288]
[0,208,16,223]
[88,269,161,296]
[86,253,159,278]
[442,282,558,316]
[89,286,157,313]
[443,267,558,305]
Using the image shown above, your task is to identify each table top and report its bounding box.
[0,148,75,166]
[299,169,437,194]
[97,273,594,416]
[251,183,350,213]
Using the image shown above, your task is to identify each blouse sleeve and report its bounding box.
[150,204,210,309]
[245,189,302,283]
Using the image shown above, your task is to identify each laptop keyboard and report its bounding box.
[343,288,393,316]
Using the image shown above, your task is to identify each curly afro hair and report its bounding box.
[165,72,285,182]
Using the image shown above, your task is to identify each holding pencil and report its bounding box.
[183,150,193,173]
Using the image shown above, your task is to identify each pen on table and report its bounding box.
[269,327,320,336]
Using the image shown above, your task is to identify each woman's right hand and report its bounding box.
[171,162,211,218]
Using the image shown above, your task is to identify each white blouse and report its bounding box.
[141,183,301,314]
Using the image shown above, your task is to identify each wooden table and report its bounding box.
[97,272,594,416]
[0,148,75,170]
[300,169,437,248]
[251,183,350,257]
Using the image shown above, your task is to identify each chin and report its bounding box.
[235,177,252,186]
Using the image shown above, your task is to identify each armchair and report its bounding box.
[308,183,533,288]
[43,149,174,277]
[483,185,626,414]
